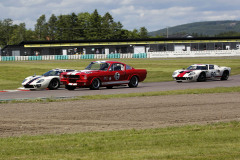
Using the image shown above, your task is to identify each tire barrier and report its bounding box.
[107,53,120,59]
[28,56,42,61]
[0,53,132,61]
[81,54,95,59]
[55,55,68,60]
[132,53,147,58]
[0,56,15,61]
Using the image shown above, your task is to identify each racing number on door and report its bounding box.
[114,72,120,80]
[211,72,216,77]
[110,63,125,81]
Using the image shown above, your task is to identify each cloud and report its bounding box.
[19,0,48,6]
[111,6,195,31]
[0,0,240,32]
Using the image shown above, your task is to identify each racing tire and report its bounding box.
[65,85,76,90]
[48,79,60,90]
[221,71,229,80]
[197,72,206,82]
[90,78,101,90]
[128,76,139,88]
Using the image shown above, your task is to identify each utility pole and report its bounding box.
[166,26,169,38]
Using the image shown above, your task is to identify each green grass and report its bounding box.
[0,121,239,160]
[1,86,240,103]
[1,57,240,90]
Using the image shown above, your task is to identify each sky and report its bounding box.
[0,0,240,32]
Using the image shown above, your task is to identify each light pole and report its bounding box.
[166,26,169,38]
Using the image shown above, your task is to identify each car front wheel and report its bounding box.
[90,78,101,90]
[221,71,229,80]
[48,79,60,90]
[128,76,139,88]
[197,73,206,82]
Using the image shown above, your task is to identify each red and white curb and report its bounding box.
[0,88,31,93]
[0,87,52,93]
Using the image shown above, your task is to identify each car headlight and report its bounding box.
[22,79,27,83]
[189,72,196,76]
[81,75,87,79]
[172,72,178,76]
[37,79,44,83]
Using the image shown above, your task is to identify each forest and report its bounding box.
[0,9,149,48]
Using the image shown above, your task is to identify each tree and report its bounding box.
[77,12,91,39]
[47,14,57,40]
[69,12,79,40]
[112,21,124,39]
[8,23,26,45]
[129,29,140,39]
[139,27,148,38]
[55,14,71,40]
[0,19,14,46]
[0,10,151,47]
[35,14,48,40]
[101,12,114,39]
[85,9,102,39]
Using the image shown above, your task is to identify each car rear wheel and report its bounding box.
[197,72,206,82]
[48,79,60,90]
[128,76,139,88]
[90,78,101,90]
[65,85,76,90]
[221,71,229,80]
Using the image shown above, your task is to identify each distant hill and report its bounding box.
[149,20,240,37]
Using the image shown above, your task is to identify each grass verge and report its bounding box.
[1,86,240,103]
[0,121,239,160]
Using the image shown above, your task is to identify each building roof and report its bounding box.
[16,36,240,48]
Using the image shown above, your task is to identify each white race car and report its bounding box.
[172,64,231,82]
[22,69,76,90]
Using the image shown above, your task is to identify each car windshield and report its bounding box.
[85,62,109,71]
[187,65,207,70]
[43,70,60,76]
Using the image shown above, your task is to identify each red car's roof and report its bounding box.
[92,60,125,64]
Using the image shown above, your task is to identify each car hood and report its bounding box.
[173,69,202,77]
[64,70,102,75]
[23,75,58,83]
[175,69,202,73]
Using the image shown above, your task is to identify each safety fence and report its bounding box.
[0,53,147,61]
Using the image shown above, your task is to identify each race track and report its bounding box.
[1,75,240,100]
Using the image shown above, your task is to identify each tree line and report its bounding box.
[0,9,149,48]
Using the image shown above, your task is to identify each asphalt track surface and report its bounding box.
[1,75,240,100]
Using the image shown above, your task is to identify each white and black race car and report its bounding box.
[22,69,76,90]
[172,64,231,82]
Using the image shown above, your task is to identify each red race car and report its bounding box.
[60,60,147,90]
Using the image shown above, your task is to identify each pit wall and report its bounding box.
[1,50,240,61]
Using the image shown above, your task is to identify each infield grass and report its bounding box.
[1,86,240,104]
[1,57,240,90]
[0,121,239,160]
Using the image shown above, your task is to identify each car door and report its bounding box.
[107,63,127,83]
[205,65,214,78]
[207,64,216,78]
